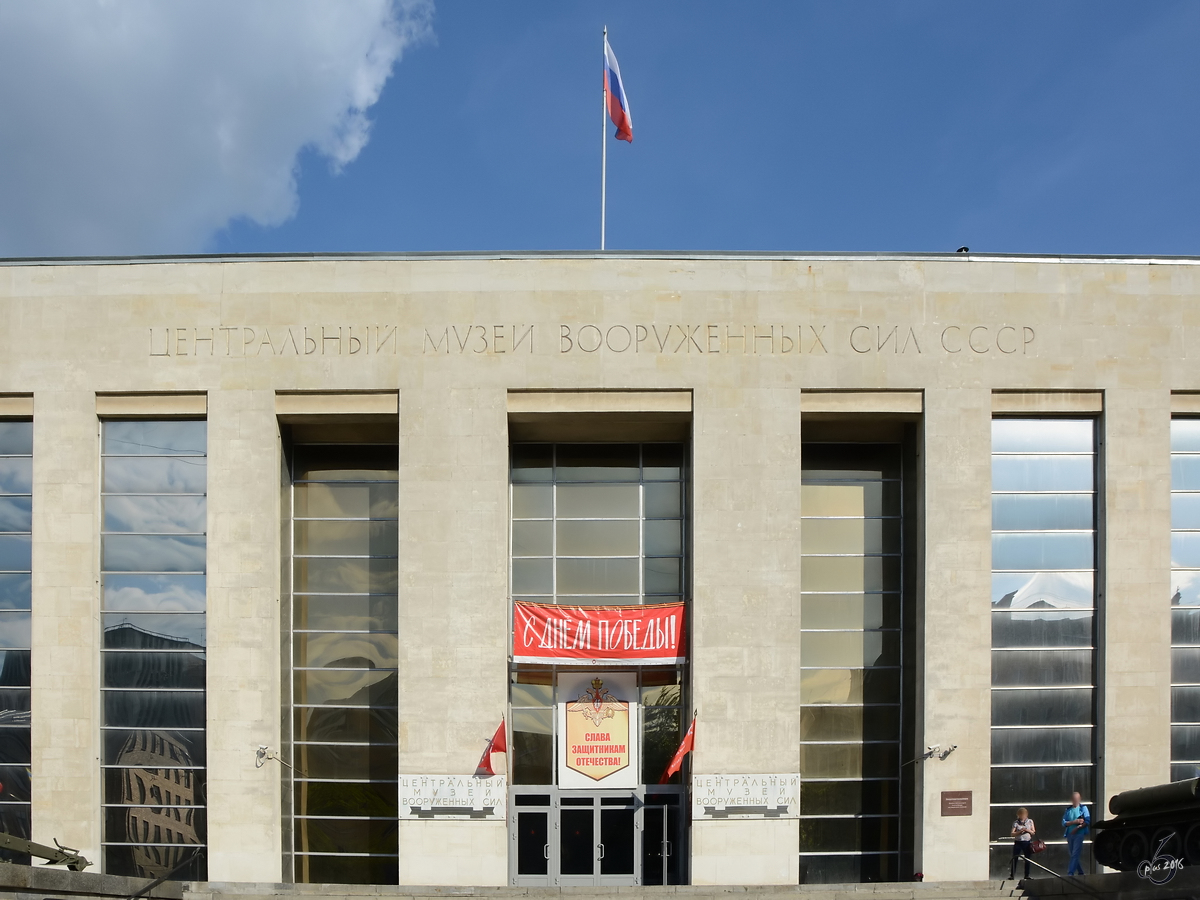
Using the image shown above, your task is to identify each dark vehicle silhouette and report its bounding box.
[1094,778,1200,871]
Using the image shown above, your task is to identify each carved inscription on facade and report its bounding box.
[149,325,400,357]
[148,323,1036,357]
[549,323,1035,356]
[559,324,830,355]
[422,325,534,355]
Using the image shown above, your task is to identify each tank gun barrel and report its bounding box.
[1108,777,1200,817]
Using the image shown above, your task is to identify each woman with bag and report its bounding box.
[1062,791,1091,876]
[1010,808,1037,879]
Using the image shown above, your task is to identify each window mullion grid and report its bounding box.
[289,453,400,883]
[0,427,32,856]
[288,456,296,817]
[988,424,1096,874]
[798,459,902,881]
[551,445,557,604]
[638,444,644,604]
[1171,425,1200,773]
[99,423,208,881]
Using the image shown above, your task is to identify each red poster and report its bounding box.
[513,601,686,664]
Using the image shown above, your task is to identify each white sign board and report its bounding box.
[557,671,639,789]
[398,775,507,820]
[691,773,800,819]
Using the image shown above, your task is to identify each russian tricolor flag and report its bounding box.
[604,37,632,143]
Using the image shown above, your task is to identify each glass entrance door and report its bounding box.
[642,793,683,885]
[597,798,637,884]
[510,789,680,886]
[557,800,596,882]
[515,801,550,881]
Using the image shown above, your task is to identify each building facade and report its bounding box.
[0,251,1189,885]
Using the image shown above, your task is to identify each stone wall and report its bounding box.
[0,254,1194,883]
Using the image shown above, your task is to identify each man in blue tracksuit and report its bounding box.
[1062,791,1091,876]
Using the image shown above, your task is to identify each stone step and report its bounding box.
[184,880,1028,900]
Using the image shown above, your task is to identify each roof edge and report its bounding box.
[1,249,1199,266]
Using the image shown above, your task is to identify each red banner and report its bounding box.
[513,601,686,664]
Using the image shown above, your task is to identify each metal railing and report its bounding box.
[1015,853,1107,900]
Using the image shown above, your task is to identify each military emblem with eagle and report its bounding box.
[564,677,631,780]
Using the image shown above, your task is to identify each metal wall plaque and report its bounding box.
[940,790,972,816]
[691,774,800,819]
[398,775,507,820]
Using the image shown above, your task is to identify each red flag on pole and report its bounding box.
[659,716,696,784]
[475,718,507,777]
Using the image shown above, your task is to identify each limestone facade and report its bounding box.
[0,252,1189,885]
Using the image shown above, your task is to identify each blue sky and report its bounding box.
[210,2,1200,256]
[2,2,1198,258]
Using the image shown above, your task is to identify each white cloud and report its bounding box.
[0,0,432,257]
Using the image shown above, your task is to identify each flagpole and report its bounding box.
[601,25,607,251]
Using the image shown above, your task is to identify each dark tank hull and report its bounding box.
[1093,777,1200,872]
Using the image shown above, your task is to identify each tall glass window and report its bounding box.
[990,419,1096,877]
[799,444,903,884]
[0,421,32,858]
[510,444,685,607]
[100,420,207,880]
[289,444,398,885]
[1171,420,1200,780]
[508,442,689,886]
[509,443,687,783]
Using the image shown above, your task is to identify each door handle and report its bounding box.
[543,844,550,860]
[597,843,605,859]
[663,840,671,857]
